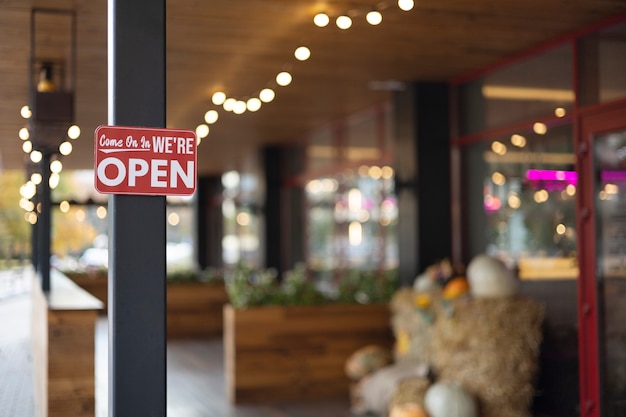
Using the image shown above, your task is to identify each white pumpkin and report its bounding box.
[466,254,518,298]
[424,381,478,417]
[413,273,437,293]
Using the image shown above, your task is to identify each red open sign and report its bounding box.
[94,125,197,196]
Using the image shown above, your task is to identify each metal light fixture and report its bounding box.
[23,8,79,291]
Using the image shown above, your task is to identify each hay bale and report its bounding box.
[431,296,544,417]
[390,287,442,365]
[389,377,431,408]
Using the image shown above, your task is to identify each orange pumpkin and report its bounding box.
[442,277,469,299]
[389,403,429,417]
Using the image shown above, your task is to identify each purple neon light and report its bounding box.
[601,170,626,182]
[525,169,577,184]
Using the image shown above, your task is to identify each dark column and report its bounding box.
[262,145,305,274]
[38,153,51,291]
[196,176,224,269]
[108,1,166,416]
[31,193,39,272]
[393,82,451,284]
[263,146,284,273]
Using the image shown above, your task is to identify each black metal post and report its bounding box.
[108,1,166,416]
[38,152,51,291]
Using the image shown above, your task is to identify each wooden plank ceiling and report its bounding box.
[1,0,626,175]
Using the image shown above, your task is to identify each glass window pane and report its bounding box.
[305,166,398,279]
[461,123,577,279]
[594,128,626,417]
[457,44,573,135]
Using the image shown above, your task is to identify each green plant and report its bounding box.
[225,263,398,309]
[336,268,399,304]
[225,263,282,308]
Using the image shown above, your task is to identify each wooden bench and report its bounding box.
[31,270,103,417]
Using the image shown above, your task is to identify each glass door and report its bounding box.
[595,126,626,417]
[578,104,626,417]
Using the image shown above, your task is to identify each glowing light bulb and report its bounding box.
[510,134,526,148]
[232,100,246,114]
[19,127,29,140]
[366,10,382,25]
[196,124,209,139]
[223,98,236,111]
[50,160,63,173]
[59,141,73,156]
[398,0,414,11]
[336,15,352,29]
[313,13,330,27]
[246,98,262,112]
[22,141,32,153]
[31,173,42,185]
[97,206,107,219]
[49,173,60,189]
[259,88,275,103]
[204,110,219,124]
[294,46,311,61]
[212,91,226,105]
[276,71,292,86]
[67,125,81,139]
[20,105,32,119]
[533,122,547,135]
[30,150,43,163]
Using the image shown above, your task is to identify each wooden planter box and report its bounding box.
[66,272,228,339]
[167,282,228,339]
[63,271,108,312]
[224,302,393,404]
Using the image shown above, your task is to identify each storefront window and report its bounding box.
[221,170,263,268]
[305,165,398,281]
[461,123,577,279]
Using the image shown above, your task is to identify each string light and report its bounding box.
[398,0,414,11]
[204,110,219,124]
[67,124,81,139]
[196,124,209,139]
[276,71,292,87]
[212,91,226,105]
[19,127,29,140]
[59,141,73,156]
[336,15,352,29]
[196,1,416,140]
[20,105,32,119]
[50,160,63,173]
[233,100,247,114]
[259,88,275,103]
[366,10,383,25]
[246,98,262,112]
[22,141,32,153]
[294,46,311,61]
[223,98,236,112]
[30,150,43,163]
[313,12,330,27]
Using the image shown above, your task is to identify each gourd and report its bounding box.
[442,277,469,299]
[466,254,518,298]
[389,402,429,417]
[345,345,391,380]
[423,381,478,417]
